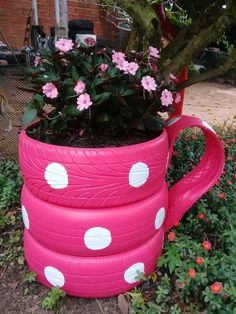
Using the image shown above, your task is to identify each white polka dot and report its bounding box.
[202,121,216,133]
[124,262,145,284]
[129,162,149,188]
[44,162,68,189]
[21,205,30,229]
[84,227,112,250]
[166,117,182,127]
[155,207,165,229]
[44,266,65,287]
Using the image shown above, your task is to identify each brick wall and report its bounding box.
[0,0,111,48]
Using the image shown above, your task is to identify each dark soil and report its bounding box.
[0,220,122,314]
[29,128,160,148]
[0,264,122,314]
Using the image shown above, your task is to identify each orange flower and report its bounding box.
[202,240,212,251]
[227,155,233,161]
[210,282,223,294]
[176,281,185,289]
[168,231,176,241]
[195,256,204,265]
[188,268,196,279]
[197,213,205,220]
[227,180,232,185]
[218,192,226,199]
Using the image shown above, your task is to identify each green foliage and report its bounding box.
[128,126,236,313]
[23,272,37,284]
[0,161,22,229]
[25,41,177,143]
[42,287,66,310]
[0,229,23,267]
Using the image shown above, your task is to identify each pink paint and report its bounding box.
[19,115,225,297]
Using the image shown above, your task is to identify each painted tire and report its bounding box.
[24,230,164,298]
[19,130,169,208]
[21,184,168,256]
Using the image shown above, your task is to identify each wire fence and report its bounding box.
[0,66,235,160]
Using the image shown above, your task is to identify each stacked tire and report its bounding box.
[68,19,94,41]
[19,129,169,297]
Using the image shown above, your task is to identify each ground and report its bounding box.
[0,228,122,314]
[184,81,236,125]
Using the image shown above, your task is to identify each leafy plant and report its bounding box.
[42,287,66,310]
[23,38,181,144]
[23,272,37,284]
[0,161,22,210]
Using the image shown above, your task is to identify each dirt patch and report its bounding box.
[184,81,236,125]
[0,264,122,314]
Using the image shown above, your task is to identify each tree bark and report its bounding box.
[176,48,236,90]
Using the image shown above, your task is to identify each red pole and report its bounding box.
[152,4,187,116]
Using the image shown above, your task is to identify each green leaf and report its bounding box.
[61,79,74,87]
[38,48,51,59]
[93,77,107,86]
[120,89,136,96]
[23,108,37,126]
[33,94,44,107]
[93,92,112,105]
[107,67,118,77]
[143,115,166,131]
[96,113,110,122]
[71,66,80,80]
[66,87,77,98]
[64,105,80,117]
[81,60,93,73]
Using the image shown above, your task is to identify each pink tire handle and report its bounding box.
[164,115,225,231]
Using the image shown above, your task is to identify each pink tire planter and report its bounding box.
[19,115,225,298]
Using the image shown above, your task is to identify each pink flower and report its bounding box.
[42,82,58,99]
[84,37,96,46]
[77,93,93,111]
[74,81,86,94]
[100,63,108,72]
[61,58,70,66]
[175,93,181,103]
[169,73,178,82]
[112,51,126,64]
[34,56,42,66]
[127,62,139,76]
[55,38,74,53]
[161,89,173,106]
[141,75,157,92]
[149,46,160,58]
[116,60,129,73]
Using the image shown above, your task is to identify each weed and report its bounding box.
[42,287,66,310]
